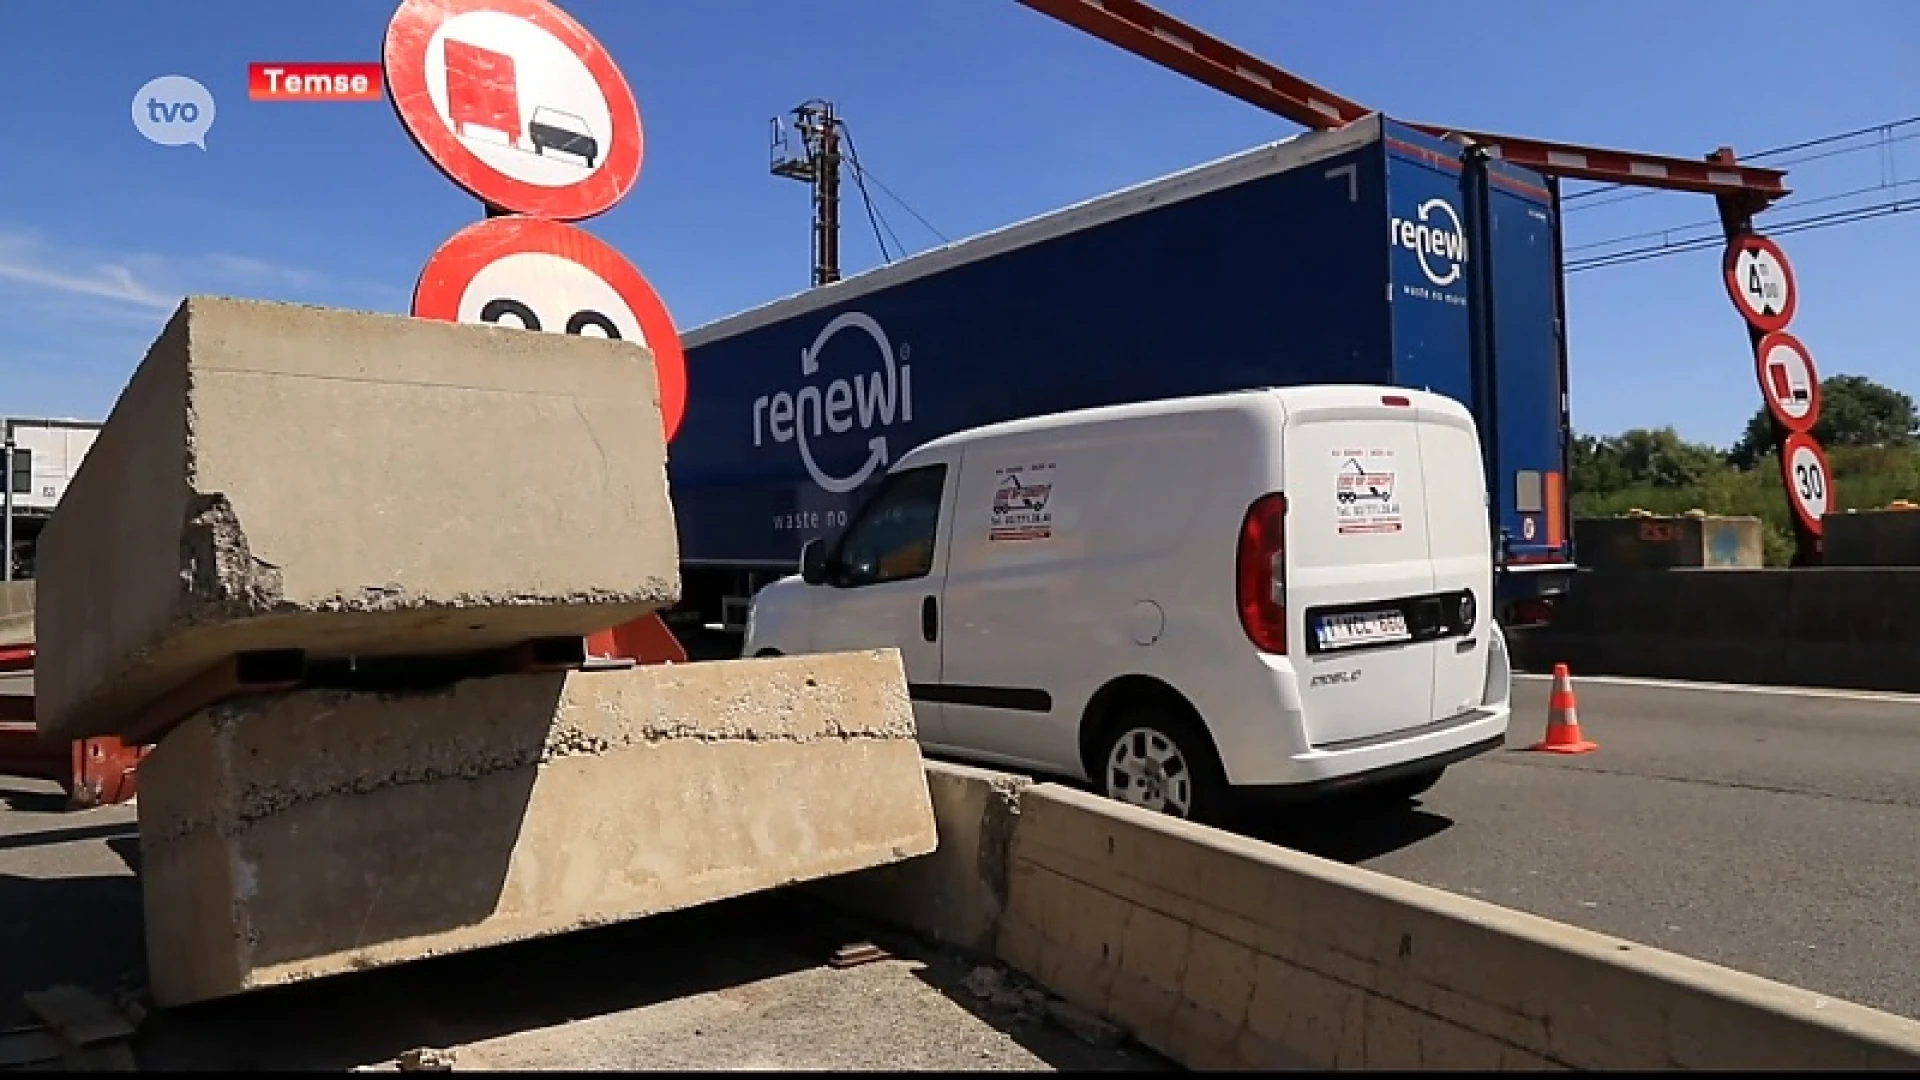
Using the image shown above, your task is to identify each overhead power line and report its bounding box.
[1565,196,1920,273]
[839,125,901,264]
[1567,175,1920,256]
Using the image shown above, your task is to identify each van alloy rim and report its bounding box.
[1106,728,1193,817]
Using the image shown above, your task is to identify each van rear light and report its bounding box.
[1236,493,1288,653]
[1381,394,1412,407]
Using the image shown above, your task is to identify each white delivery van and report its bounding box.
[743,386,1512,824]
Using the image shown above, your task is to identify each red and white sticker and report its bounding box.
[1754,330,1821,434]
[412,215,687,441]
[384,0,643,220]
[1723,234,1798,333]
[1779,432,1832,535]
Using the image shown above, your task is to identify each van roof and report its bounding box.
[903,385,1469,460]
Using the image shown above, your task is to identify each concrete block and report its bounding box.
[135,650,935,1007]
[804,760,1030,956]
[35,296,680,742]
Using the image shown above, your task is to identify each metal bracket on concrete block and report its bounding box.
[121,636,597,747]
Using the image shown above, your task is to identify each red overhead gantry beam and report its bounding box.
[1015,0,1827,565]
[1014,0,1790,210]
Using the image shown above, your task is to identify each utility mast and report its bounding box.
[769,100,843,287]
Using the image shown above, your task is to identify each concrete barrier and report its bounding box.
[139,650,937,1008]
[807,760,1031,956]
[863,765,1920,1069]
[1512,568,1920,692]
[36,296,681,742]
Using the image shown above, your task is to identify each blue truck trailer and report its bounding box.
[665,114,1576,637]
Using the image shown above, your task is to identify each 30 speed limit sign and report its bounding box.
[1780,432,1833,535]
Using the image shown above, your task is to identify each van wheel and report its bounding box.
[1361,767,1446,804]
[1094,706,1230,826]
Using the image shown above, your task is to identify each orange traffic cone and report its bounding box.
[584,612,688,668]
[1530,663,1597,754]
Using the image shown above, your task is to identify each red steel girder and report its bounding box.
[1016,0,1791,206]
[1012,0,1371,132]
[1404,122,1790,207]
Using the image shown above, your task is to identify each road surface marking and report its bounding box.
[1514,672,1920,706]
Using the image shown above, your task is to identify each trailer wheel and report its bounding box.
[1092,702,1230,826]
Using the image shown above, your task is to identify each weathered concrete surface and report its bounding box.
[994,783,1920,1071]
[136,650,936,1008]
[808,760,1032,956]
[36,296,680,742]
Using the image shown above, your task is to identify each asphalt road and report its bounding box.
[1247,674,1920,1021]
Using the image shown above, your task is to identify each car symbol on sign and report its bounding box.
[529,106,598,167]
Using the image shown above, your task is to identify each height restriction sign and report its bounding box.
[1723,233,1798,333]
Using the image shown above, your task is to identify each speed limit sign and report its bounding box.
[1780,432,1833,535]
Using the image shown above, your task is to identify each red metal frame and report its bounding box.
[1013,0,1370,132]
[0,644,149,810]
[1011,0,1790,208]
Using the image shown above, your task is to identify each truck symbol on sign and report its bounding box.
[1336,459,1394,504]
[442,40,597,167]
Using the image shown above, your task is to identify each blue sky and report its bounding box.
[1,0,1915,448]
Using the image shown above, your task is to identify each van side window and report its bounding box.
[831,465,946,588]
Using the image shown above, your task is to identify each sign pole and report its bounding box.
[2,420,13,582]
[1711,147,1822,567]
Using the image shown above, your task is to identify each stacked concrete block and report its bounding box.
[35,296,681,742]
[32,296,941,1009]
[138,651,937,1007]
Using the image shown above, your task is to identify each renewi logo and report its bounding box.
[1390,197,1468,288]
[750,311,915,494]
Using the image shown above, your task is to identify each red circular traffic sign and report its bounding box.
[384,0,644,221]
[1779,432,1833,536]
[1722,234,1798,333]
[1754,330,1821,434]
[413,216,687,442]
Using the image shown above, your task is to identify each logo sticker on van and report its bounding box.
[750,311,915,494]
[988,463,1056,543]
[1334,452,1403,535]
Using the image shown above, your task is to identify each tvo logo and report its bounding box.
[1390,197,1468,288]
[750,311,915,494]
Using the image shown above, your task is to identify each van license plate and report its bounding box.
[1315,610,1411,650]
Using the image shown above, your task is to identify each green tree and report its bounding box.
[1728,374,1917,468]
[1605,427,1726,489]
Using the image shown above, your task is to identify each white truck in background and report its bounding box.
[4,417,102,577]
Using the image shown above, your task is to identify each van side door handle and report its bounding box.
[921,595,938,643]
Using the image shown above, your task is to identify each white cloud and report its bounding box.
[0,226,393,315]
[0,250,176,312]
